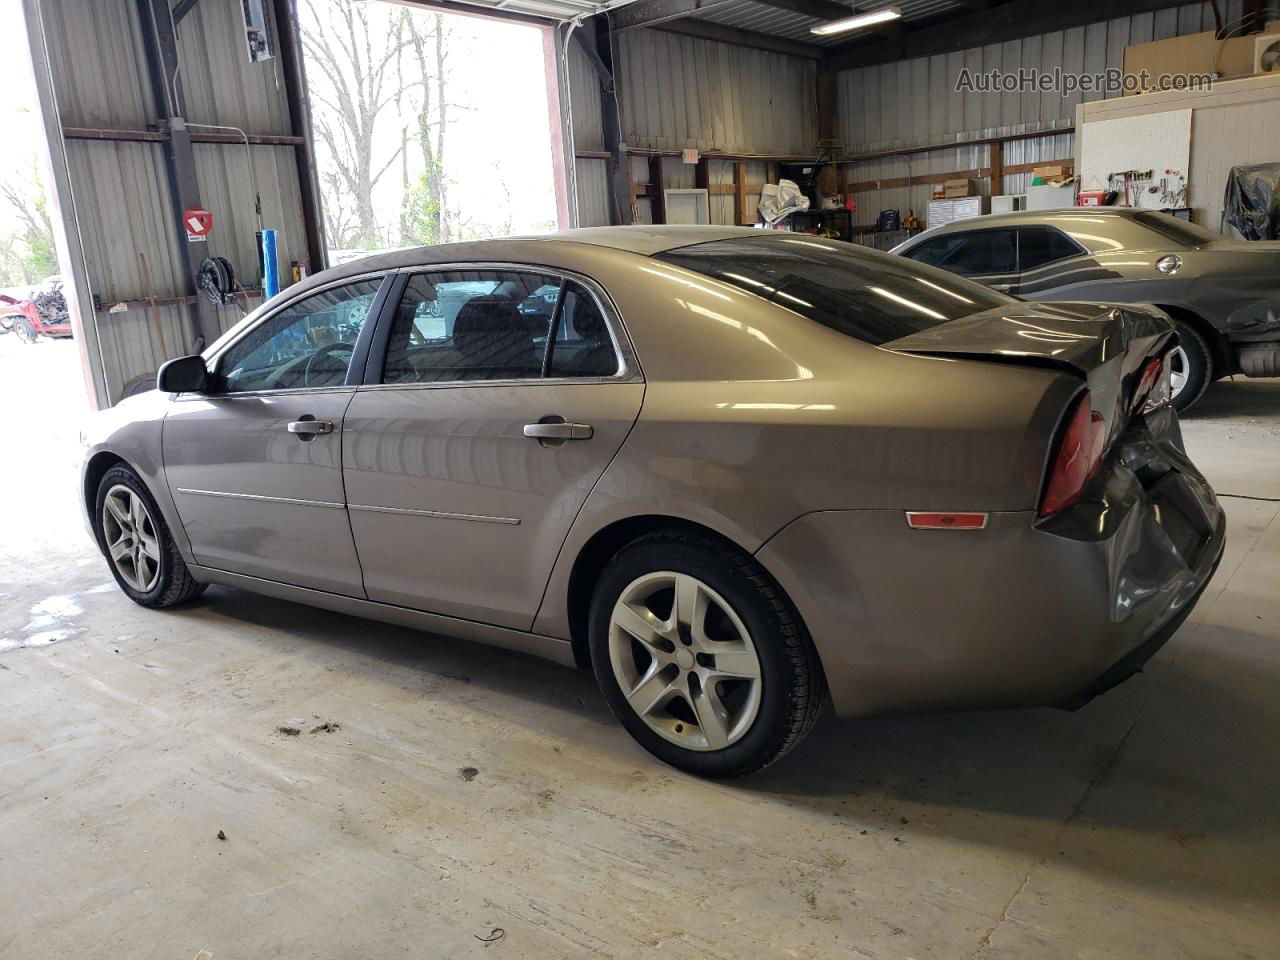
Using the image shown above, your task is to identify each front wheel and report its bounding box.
[95,464,206,608]
[1170,320,1213,412]
[14,318,37,343]
[589,533,826,778]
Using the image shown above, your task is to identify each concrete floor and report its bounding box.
[1,334,1278,960]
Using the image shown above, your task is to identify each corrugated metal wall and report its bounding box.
[616,28,817,155]
[41,0,302,400]
[568,25,816,226]
[565,31,611,227]
[838,0,1269,223]
[626,155,768,226]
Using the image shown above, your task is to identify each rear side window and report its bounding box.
[547,283,619,378]
[656,236,1010,346]
[1017,227,1083,271]
[382,270,558,383]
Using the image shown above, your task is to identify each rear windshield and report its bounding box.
[1132,211,1221,247]
[655,235,1011,345]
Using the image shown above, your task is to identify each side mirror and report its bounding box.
[157,355,209,393]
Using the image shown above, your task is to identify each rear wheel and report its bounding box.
[95,465,206,608]
[1169,320,1212,412]
[589,532,826,778]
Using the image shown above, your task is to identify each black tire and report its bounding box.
[589,531,826,778]
[121,374,156,398]
[15,318,37,343]
[1170,320,1213,412]
[94,464,206,608]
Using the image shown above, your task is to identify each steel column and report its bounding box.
[583,17,632,225]
[136,0,220,350]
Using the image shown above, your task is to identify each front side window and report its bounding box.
[1017,227,1083,271]
[905,230,1017,277]
[218,278,383,393]
[382,270,559,384]
[658,236,1010,346]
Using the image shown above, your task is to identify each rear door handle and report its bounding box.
[288,417,335,440]
[523,421,593,441]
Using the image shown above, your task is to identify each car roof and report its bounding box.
[917,208,1149,233]
[316,225,764,282]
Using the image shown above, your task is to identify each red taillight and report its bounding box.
[1132,350,1175,414]
[1132,357,1162,412]
[1039,391,1106,518]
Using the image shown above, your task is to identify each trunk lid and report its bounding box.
[885,301,1178,470]
[883,301,1175,380]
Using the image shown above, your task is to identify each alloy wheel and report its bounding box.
[607,571,763,752]
[1169,345,1189,400]
[102,484,161,592]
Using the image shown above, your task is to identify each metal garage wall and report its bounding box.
[177,0,294,135]
[626,155,767,226]
[838,0,1266,222]
[36,0,307,402]
[565,31,611,226]
[617,28,817,155]
[1077,73,1280,230]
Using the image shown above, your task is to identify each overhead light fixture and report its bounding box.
[810,4,902,36]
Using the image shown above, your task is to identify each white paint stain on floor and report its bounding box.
[1,593,87,654]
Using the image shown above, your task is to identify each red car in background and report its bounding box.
[0,278,72,342]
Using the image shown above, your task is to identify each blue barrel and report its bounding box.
[261,228,280,298]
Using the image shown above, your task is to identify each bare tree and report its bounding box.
[0,162,57,286]
[398,9,456,246]
[301,0,408,248]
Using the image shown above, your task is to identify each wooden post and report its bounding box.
[649,155,666,224]
[734,160,748,225]
[989,140,1004,198]
[816,69,838,197]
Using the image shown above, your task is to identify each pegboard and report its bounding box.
[1078,109,1192,209]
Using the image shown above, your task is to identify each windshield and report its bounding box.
[655,235,1011,346]
[1132,211,1221,248]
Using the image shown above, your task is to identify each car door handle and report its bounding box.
[524,421,593,441]
[288,418,335,439]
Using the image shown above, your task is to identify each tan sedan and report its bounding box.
[80,227,1225,777]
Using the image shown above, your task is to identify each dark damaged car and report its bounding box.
[892,208,1280,409]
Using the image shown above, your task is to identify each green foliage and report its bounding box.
[0,161,58,289]
[401,158,446,246]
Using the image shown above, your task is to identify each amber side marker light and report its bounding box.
[905,512,989,530]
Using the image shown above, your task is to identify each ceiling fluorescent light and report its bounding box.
[810,5,902,36]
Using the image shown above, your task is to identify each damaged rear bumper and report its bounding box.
[756,406,1226,719]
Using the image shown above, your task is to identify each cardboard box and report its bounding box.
[1032,164,1070,180]
[942,178,973,198]
[1122,31,1257,94]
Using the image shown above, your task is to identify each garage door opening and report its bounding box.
[300,0,567,262]
[0,7,88,543]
